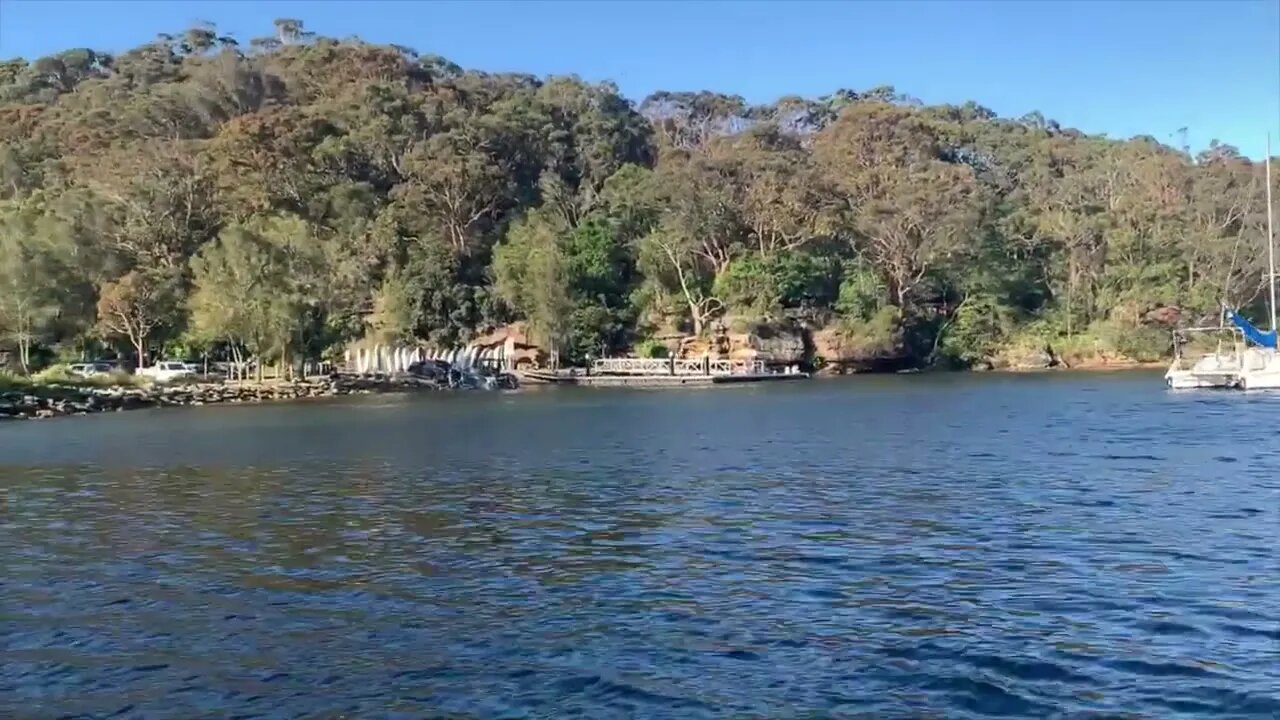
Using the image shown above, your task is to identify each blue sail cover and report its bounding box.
[1225,308,1278,348]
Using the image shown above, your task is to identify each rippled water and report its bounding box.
[3,372,1278,718]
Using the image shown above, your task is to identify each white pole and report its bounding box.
[1268,133,1276,332]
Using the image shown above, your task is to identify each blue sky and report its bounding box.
[1,0,1277,157]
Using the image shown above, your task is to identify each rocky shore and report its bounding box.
[0,375,447,421]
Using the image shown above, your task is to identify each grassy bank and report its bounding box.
[0,366,149,393]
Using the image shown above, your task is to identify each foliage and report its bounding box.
[0,369,31,391]
[95,269,181,367]
[0,20,1276,373]
[836,306,904,362]
[635,338,669,359]
[188,214,322,377]
[0,206,60,372]
[713,252,840,317]
[936,295,1015,366]
[835,262,887,321]
[31,363,146,388]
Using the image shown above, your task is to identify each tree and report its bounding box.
[96,270,179,367]
[188,214,324,379]
[0,209,60,373]
[815,103,984,309]
[493,211,573,357]
[639,221,724,336]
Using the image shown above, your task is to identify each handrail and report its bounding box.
[591,357,766,376]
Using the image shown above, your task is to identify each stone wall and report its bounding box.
[0,376,445,421]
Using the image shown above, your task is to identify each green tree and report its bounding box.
[188,214,325,378]
[814,103,984,310]
[0,209,61,372]
[95,270,181,367]
[493,210,573,358]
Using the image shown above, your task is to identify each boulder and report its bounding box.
[733,322,806,366]
[810,325,909,373]
[682,317,807,366]
[988,345,1056,370]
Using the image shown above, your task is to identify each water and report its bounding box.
[3,372,1278,718]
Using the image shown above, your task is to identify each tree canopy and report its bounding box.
[1,20,1276,371]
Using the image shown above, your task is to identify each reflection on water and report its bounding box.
[3,373,1278,718]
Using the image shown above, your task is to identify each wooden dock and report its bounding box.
[519,357,810,387]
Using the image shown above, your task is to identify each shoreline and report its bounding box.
[0,362,1170,422]
[0,375,449,421]
[987,360,1166,374]
[818,360,1167,376]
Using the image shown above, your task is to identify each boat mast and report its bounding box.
[1268,134,1276,332]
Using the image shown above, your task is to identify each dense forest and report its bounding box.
[1,20,1276,374]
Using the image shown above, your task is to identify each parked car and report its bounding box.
[68,362,115,377]
[137,361,196,383]
[407,359,451,380]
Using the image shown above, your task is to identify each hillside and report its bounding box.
[1,19,1275,373]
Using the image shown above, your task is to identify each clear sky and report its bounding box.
[1,0,1277,157]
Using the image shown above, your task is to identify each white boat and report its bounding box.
[1165,327,1244,389]
[1167,135,1277,390]
[1236,346,1280,389]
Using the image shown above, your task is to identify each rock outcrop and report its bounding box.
[810,325,910,373]
[675,318,807,366]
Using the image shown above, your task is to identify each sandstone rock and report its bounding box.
[810,325,908,372]
[677,318,807,366]
[730,322,806,365]
[990,346,1056,370]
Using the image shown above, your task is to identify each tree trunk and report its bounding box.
[18,335,30,375]
[230,344,243,382]
[1066,257,1075,339]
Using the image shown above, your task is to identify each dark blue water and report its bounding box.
[3,373,1278,718]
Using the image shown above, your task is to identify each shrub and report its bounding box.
[835,306,904,361]
[31,364,146,388]
[835,262,886,321]
[635,338,669,359]
[937,295,1015,367]
[31,364,76,384]
[716,253,842,316]
[0,369,32,391]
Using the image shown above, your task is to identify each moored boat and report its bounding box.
[1166,135,1277,390]
[1165,327,1243,389]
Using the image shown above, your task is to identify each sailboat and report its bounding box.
[1232,134,1280,389]
[1165,135,1277,390]
[1164,322,1245,389]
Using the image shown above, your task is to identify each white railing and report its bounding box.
[591,357,766,376]
[593,358,674,375]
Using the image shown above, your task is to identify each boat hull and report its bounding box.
[1165,369,1234,389]
[1164,354,1240,390]
[1236,348,1280,389]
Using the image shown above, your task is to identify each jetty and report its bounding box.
[520,357,809,387]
